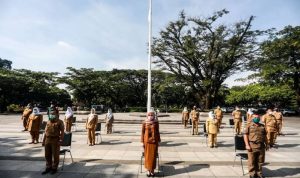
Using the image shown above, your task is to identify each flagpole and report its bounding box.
[147,0,152,112]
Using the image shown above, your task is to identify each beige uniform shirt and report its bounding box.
[206,117,218,134]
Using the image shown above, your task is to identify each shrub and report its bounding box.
[7,104,23,113]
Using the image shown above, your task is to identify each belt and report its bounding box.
[250,141,263,144]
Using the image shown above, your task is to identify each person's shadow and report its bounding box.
[159,141,187,147]
[263,167,300,177]
[159,163,210,177]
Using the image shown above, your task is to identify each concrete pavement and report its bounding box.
[0,113,299,177]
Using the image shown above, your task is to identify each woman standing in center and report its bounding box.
[86,108,98,146]
[141,109,161,177]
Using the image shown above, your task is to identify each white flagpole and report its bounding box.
[147,0,152,112]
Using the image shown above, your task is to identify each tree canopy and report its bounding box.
[152,9,263,109]
[248,25,300,106]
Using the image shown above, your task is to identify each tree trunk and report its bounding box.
[204,91,213,109]
[294,72,300,107]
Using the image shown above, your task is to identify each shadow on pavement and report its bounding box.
[99,141,132,145]
[263,167,300,177]
[0,136,43,157]
[277,144,300,148]
[160,163,210,177]
[160,141,187,147]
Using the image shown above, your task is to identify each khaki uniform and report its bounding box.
[246,112,253,124]
[206,117,218,147]
[244,123,267,177]
[232,110,242,134]
[214,108,223,130]
[182,111,189,128]
[263,114,277,147]
[273,111,283,135]
[22,108,32,130]
[105,114,114,134]
[44,119,64,170]
[86,114,98,145]
[64,115,73,132]
[190,109,199,135]
[27,114,43,143]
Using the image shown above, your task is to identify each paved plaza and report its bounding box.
[0,113,299,177]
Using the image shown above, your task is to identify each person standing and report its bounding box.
[273,108,283,135]
[27,107,43,144]
[262,109,277,148]
[42,107,64,175]
[64,107,73,132]
[206,111,218,148]
[141,109,161,177]
[105,108,114,134]
[190,106,199,135]
[247,109,254,124]
[232,107,242,134]
[244,114,268,178]
[182,107,189,128]
[214,106,223,130]
[21,103,33,131]
[86,108,98,146]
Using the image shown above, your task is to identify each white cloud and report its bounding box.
[57,41,75,50]
[0,0,299,87]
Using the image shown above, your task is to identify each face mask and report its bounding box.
[268,112,273,115]
[252,117,260,124]
[148,115,154,121]
[48,114,56,120]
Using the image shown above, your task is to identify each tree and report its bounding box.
[0,62,71,112]
[248,26,300,107]
[152,9,263,109]
[0,58,12,70]
[225,84,296,108]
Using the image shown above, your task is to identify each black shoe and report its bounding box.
[50,169,57,174]
[210,146,213,148]
[146,171,151,177]
[150,172,155,177]
[41,168,51,175]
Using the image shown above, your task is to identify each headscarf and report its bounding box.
[145,107,157,124]
[217,106,221,109]
[247,108,253,115]
[27,103,32,109]
[183,107,188,112]
[65,107,73,118]
[107,108,113,120]
[32,107,40,116]
[88,108,96,123]
[208,111,215,119]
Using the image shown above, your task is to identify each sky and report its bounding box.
[0,0,299,87]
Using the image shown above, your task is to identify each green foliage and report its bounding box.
[0,58,12,70]
[248,25,300,107]
[61,68,194,111]
[0,61,72,112]
[6,104,23,113]
[226,83,296,108]
[152,9,263,109]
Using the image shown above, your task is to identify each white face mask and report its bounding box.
[268,111,273,115]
